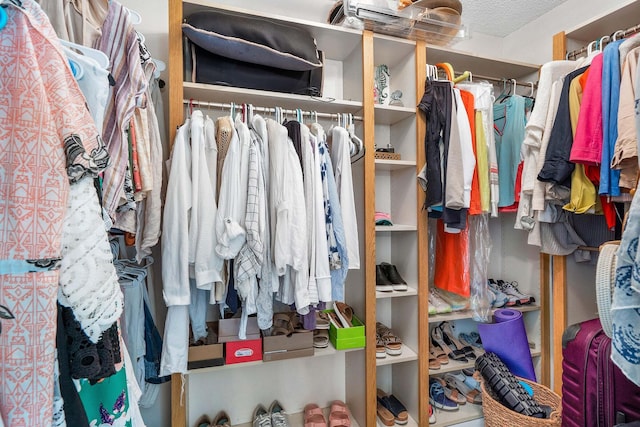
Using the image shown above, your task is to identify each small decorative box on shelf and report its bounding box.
[325,310,366,350]
[375,151,401,160]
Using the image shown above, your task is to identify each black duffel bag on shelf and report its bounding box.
[182,10,324,96]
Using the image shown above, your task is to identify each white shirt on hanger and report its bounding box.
[330,126,360,270]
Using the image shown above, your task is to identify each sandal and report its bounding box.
[431,325,467,362]
[272,312,294,336]
[430,340,450,365]
[333,301,354,328]
[429,377,466,405]
[376,333,387,359]
[376,389,409,425]
[329,401,351,427]
[328,311,343,329]
[316,311,330,330]
[444,373,483,404]
[304,404,327,427]
[376,322,403,356]
[439,322,476,360]
[376,401,395,427]
[429,348,441,370]
[313,329,330,349]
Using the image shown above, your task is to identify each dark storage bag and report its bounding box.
[183,11,324,96]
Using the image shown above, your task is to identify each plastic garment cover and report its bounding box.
[468,215,492,322]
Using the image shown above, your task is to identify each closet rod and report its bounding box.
[453,73,538,88]
[182,99,363,121]
[566,22,640,59]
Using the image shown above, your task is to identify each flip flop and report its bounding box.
[333,302,354,328]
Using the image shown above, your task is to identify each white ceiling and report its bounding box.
[459,0,571,37]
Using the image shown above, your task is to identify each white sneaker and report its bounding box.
[499,280,532,305]
[487,280,510,307]
[429,288,452,314]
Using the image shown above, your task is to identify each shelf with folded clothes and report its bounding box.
[428,303,541,324]
[429,349,542,375]
[430,399,484,427]
[376,344,419,366]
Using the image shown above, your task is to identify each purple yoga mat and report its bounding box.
[477,308,536,381]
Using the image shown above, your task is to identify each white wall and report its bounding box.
[501,0,632,64]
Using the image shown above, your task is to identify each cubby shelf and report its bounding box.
[376,414,418,427]
[376,344,418,366]
[431,402,484,427]
[232,407,361,427]
[429,350,542,375]
[376,286,419,299]
[374,159,417,171]
[374,104,416,125]
[375,224,417,232]
[428,304,541,324]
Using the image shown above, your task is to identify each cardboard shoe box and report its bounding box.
[263,330,314,362]
[187,321,224,370]
[218,317,262,364]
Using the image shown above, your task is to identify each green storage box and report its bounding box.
[325,309,366,350]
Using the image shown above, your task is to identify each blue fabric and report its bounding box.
[612,189,640,386]
[143,300,170,384]
[225,259,239,314]
[493,95,526,207]
[600,40,625,197]
[322,142,349,302]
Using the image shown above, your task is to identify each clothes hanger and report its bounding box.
[612,30,625,41]
[58,39,110,69]
[435,62,454,81]
[598,35,610,51]
[453,70,471,84]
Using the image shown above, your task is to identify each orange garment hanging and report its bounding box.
[434,219,471,297]
[459,90,482,215]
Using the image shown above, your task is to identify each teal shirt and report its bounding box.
[493,95,527,207]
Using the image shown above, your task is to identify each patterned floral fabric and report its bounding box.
[0,1,108,425]
[612,174,640,387]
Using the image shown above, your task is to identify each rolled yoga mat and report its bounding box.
[477,308,536,381]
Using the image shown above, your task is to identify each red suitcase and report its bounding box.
[561,318,640,427]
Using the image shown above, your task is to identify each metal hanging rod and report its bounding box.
[453,72,538,89]
[182,99,363,121]
[566,22,640,59]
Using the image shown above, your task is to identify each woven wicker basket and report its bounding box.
[481,377,562,427]
[374,151,401,160]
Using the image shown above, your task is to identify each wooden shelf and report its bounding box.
[565,0,640,42]
[429,350,542,375]
[426,45,540,79]
[376,286,418,299]
[231,406,361,427]
[428,304,541,324]
[376,344,418,366]
[186,345,364,375]
[182,0,363,61]
[431,401,483,427]
[375,159,417,171]
[374,104,416,125]
[375,224,417,232]
[183,82,363,114]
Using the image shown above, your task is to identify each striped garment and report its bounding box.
[95,0,148,219]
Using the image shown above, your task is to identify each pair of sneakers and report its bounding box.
[488,279,533,306]
[196,411,231,427]
[253,401,289,427]
[376,262,408,292]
